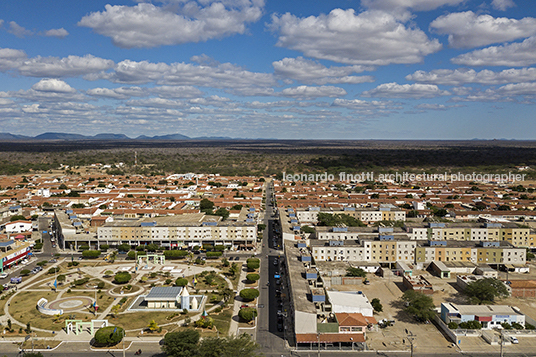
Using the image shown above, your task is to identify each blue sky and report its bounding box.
[1,0,535,139]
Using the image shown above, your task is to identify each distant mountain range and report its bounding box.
[0,132,235,141]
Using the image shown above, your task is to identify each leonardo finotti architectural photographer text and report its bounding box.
[281,171,527,183]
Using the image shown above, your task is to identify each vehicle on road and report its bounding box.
[510,336,519,344]
[0,273,8,279]
[10,277,22,284]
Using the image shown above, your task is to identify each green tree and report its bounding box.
[239,307,259,322]
[221,258,230,267]
[200,198,215,210]
[10,215,26,222]
[230,262,239,276]
[246,273,260,282]
[214,207,230,219]
[239,288,259,301]
[82,250,101,259]
[459,320,482,329]
[257,224,266,231]
[402,290,436,322]
[246,258,260,270]
[219,333,260,357]
[117,243,131,252]
[175,278,189,287]
[346,267,366,277]
[113,272,132,284]
[371,298,383,313]
[162,329,200,357]
[94,326,124,347]
[464,278,509,304]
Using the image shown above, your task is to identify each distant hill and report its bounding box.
[136,133,190,140]
[0,133,29,140]
[0,132,246,141]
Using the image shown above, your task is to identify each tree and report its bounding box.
[162,329,200,357]
[200,198,215,210]
[448,322,458,329]
[246,273,260,282]
[230,262,239,276]
[218,333,260,357]
[464,278,509,304]
[402,290,436,322]
[221,258,230,267]
[246,258,260,270]
[20,269,31,276]
[257,224,266,231]
[239,288,259,301]
[206,251,223,259]
[117,243,131,252]
[371,298,383,313]
[346,267,366,277]
[175,278,188,287]
[214,207,230,219]
[10,215,26,222]
[82,250,101,259]
[94,326,124,347]
[147,319,160,332]
[459,320,482,329]
[113,272,132,284]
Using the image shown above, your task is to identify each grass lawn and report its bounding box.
[62,289,115,311]
[110,311,186,330]
[21,339,62,349]
[210,305,233,336]
[8,291,68,331]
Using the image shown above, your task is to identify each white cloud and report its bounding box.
[8,21,33,38]
[32,79,77,93]
[272,57,374,85]
[496,82,536,96]
[279,85,347,98]
[452,36,536,66]
[492,0,516,11]
[43,28,69,38]
[86,87,136,100]
[430,11,536,49]
[362,0,464,11]
[0,48,27,71]
[269,9,441,65]
[406,68,536,85]
[92,58,276,93]
[362,82,450,98]
[18,55,114,78]
[78,1,264,48]
[415,103,447,110]
[331,98,395,110]
[151,86,204,99]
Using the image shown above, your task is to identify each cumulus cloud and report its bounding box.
[78,0,264,48]
[269,9,441,65]
[272,57,374,85]
[91,58,276,93]
[331,98,395,110]
[279,85,347,98]
[43,28,69,38]
[430,11,536,48]
[8,21,33,37]
[415,103,448,110]
[362,83,450,98]
[406,68,536,85]
[32,79,77,93]
[452,36,536,66]
[491,0,516,11]
[0,48,27,72]
[362,0,464,11]
[18,55,114,78]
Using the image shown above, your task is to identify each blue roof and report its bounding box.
[0,240,14,247]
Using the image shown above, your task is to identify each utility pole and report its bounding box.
[500,330,504,357]
[405,329,416,357]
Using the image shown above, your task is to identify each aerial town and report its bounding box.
[0,163,536,356]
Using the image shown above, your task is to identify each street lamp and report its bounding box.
[405,329,415,357]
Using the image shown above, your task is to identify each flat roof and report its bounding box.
[145,286,183,301]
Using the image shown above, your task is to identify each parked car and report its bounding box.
[0,273,8,279]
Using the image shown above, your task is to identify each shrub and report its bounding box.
[47,267,60,274]
[459,320,482,329]
[238,307,258,322]
[239,288,259,301]
[526,323,535,330]
[73,277,89,286]
[94,326,124,347]
[113,272,132,284]
[82,250,101,259]
[163,250,188,259]
[100,244,110,250]
[97,282,105,289]
[117,244,131,252]
[20,269,31,276]
[246,258,260,270]
[448,322,459,329]
[246,273,260,282]
[206,251,223,259]
[79,245,90,251]
[175,278,188,287]
[511,322,524,330]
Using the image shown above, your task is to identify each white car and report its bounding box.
[510,336,519,344]
[0,273,7,279]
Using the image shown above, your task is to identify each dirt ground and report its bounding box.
[330,263,536,354]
